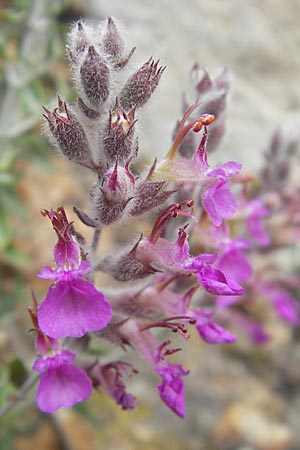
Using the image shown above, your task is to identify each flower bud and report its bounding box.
[98,238,156,282]
[102,99,137,164]
[67,21,89,64]
[80,46,110,108]
[103,16,125,60]
[43,98,92,162]
[179,66,230,154]
[119,57,165,111]
[130,180,175,216]
[90,163,134,225]
[190,64,213,93]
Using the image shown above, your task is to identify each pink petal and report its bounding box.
[218,250,253,282]
[196,320,236,344]
[203,181,237,226]
[38,278,112,338]
[198,266,243,296]
[218,161,242,177]
[156,363,188,419]
[38,266,60,280]
[36,362,92,413]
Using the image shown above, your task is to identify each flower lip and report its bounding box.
[33,349,92,413]
[37,276,112,338]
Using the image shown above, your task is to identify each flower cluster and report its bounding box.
[29,17,299,418]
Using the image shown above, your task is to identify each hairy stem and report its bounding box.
[89,226,102,265]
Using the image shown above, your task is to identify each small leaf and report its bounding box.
[9,358,28,388]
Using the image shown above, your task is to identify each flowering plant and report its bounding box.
[20,17,300,418]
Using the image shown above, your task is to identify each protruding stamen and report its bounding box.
[149,200,194,243]
[166,101,215,159]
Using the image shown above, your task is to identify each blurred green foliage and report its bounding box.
[0,0,75,292]
[0,0,83,446]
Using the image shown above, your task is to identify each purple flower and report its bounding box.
[246,198,271,245]
[262,285,299,324]
[33,349,92,413]
[138,222,243,297]
[227,311,270,344]
[245,321,270,344]
[198,266,243,295]
[156,362,189,419]
[218,238,253,282]
[38,262,112,338]
[196,320,236,344]
[119,321,189,418]
[35,332,59,355]
[91,361,137,410]
[192,309,236,344]
[202,162,241,226]
[38,207,112,338]
[184,254,243,296]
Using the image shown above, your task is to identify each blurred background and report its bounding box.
[1,0,300,449]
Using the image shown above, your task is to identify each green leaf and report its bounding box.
[9,358,28,388]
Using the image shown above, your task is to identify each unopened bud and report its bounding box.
[80,46,110,108]
[90,164,134,225]
[130,180,175,216]
[67,21,89,64]
[43,98,92,162]
[90,188,126,225]
[103,16,125,59]
[102,99,137,164]
[119,57,166,111]
[190,64,213,94]
[97,237,156,281]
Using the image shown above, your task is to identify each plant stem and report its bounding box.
[89,226,102,264]
[48,414,77,450]
[0,373,39,420]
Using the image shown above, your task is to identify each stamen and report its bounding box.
[141,315,193,339]
[166,101,215,159]
[149,200,194,243]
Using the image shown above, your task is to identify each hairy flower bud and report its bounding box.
[97,237,156,281]
[90,164,134,225]
[67,20,89,64]
[177,66,229,156]
[119,57,165,111]
[190,65,213,93]
[80,46,110,109]
[43,98,92,162]
[130,180,175,216]
[102,99,137,164]
[103,16,125,60]
[90,189,125,226]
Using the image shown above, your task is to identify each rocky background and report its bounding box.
[87,0,300,171]
[1,0,300,449]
